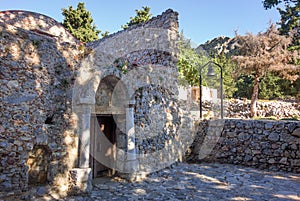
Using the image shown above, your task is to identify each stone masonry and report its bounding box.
[188,119,300,173]
[2,8,299,201]
[0,9,193,199]
[0,19,82,198]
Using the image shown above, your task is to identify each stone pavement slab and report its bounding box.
[40,163,300,200]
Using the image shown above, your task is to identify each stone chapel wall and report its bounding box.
[0,10,79,44]
[0,9,183,198]
[0,16,82,198]
[76,9,187,175]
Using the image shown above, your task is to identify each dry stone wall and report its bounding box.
[225,99,300,119]
[190,99,300,119]
[87,9,178,49]
[188,119,300,173]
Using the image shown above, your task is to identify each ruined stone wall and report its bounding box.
[0,8,186,198]
[0,10,79,44]
[0,20,81,198]
[87,9,178,49]
[81,9,189,174]
[188,119,300,173]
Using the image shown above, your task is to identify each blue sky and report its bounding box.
[1,0,281,45]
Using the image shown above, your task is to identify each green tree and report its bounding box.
[258,72,284,99]
[232,23,299,117]
[177,32,209,86]
[278,2,300,48]
[233,75,253,99]
[122,6,152,29]
[262,0,297,9]
[212,53,237,98]
[279,77,300,98]
[234,72,300,100]
[263,0,300,48]
[178,33,237,98]
[234,74,280,100]
[62,2,103,42]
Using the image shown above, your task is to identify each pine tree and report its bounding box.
[177,31,209,86]
[121,6,152,29]
[62,2,101,42]
[278,2,300,48]
[263,0,300,48]
[212,53,237,98]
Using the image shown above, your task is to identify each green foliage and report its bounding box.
[263,0,300,49]
[263,73,300,99]
[179,34,238,98]
[278,2,300,48]
[177,32,209,86]
[258,72,284,99]
[280,77,300,98]
[62,2,102,42]
[253,116,278,120]
[233,72,300,100]
[234,73,282,100]
[122,6,152,29]
[233,75,253,99]
[253,115,299,121]
[263,0,298,9]
[31,39,41,48]
[281,115,299,121]
[212,54,237,98]
[101,31,110,38]
[114,58,129,74]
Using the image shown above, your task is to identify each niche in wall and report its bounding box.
[27,145,50,185]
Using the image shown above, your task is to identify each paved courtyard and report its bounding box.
[23,162,300,201]
[59,162,300,201]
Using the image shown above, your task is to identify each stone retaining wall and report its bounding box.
[188,119,300,173]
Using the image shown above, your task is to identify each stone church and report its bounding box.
[0,9,193,198]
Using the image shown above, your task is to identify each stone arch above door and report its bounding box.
[96,75,119,107]
[72,63,123,107]
[94,75,128,115]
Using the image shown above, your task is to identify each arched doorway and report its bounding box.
[90,75,126,178]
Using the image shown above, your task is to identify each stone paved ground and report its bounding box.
[38,163,300,201]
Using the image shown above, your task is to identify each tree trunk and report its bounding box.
[250,75,260,117]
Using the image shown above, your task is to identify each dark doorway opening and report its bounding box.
[90,114,117,178]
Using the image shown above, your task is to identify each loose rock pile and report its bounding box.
[184,99,300,119]
[225,99,300,119]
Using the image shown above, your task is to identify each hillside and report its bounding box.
[196,36,241,57]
